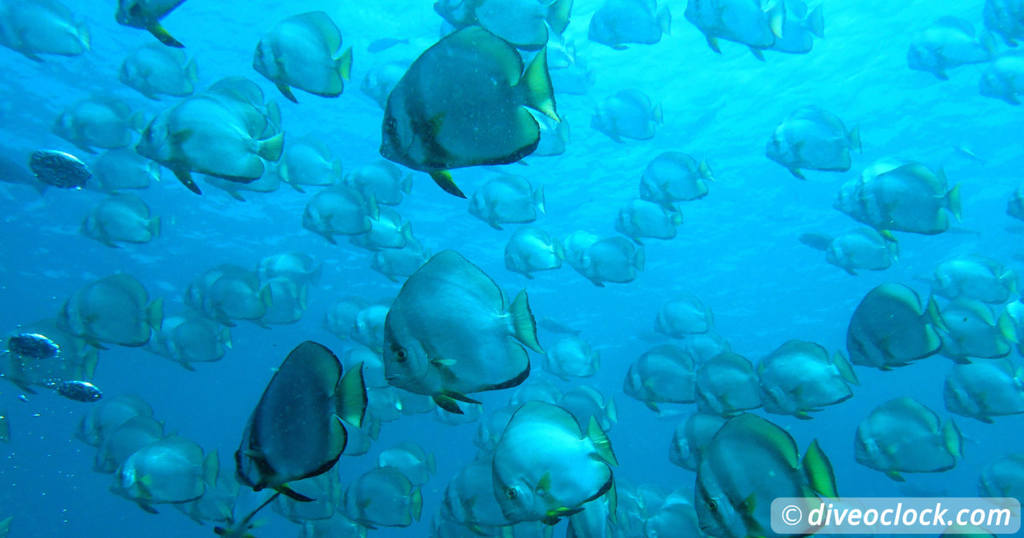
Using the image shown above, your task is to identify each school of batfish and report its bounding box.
[1,0,1024,537]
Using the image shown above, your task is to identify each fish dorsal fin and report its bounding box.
[587,416,618,466]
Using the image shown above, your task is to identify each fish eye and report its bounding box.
[384,117,398,134]
[392,346,407,362]
[708,499,718,513]
[504,487,518,500]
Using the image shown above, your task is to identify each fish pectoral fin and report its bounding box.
[428,170,465,198]
[444,390,481,404]
[276,484,315,502]
[136,501,159,514]
[430,357,457,367]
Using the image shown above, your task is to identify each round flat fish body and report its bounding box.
[29,150,91,189]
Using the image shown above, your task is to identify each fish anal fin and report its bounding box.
[428,170,465,198]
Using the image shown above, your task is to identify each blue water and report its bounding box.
[0,0,1022,536]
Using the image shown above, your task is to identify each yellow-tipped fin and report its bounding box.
[258,132,285,162]
[335,363,367,428]
[520,49,558,121]
[411,487,423,521]
[149,216,161,238]
[509,290,543,353]
[848,126,862,151]
[337,47,352,81]
[832,351,859,385]
[148,23,183,48]
[203,450,220,488]
[946,183,962,221]
[998,312,1019,343]
[802,440,838,498]
[275,83,298,104]
[943,420,964,459]
[428,170,465,198]
[587,416,618,466]
[146,298,164,330]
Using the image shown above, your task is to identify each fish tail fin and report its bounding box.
[310,263,323,286]
[411,487,423,521]
[150,216,161,238]
[831,351,859,385]
[943,420,964,459]
[766,0,784,38]
[652,102,663,124]
[185,57,198,83]
[980,30,997,59]
[587,416,618,466]
[83,349,99,379]
[337,47,353,81]
[509,290,543,353]
[130,111,147,132]
[998,311,1019,343]
[520,49,559,121]
[147,298,164,331]
[798,232,832,251]
[148,23,184,48]
[699,159,715,181]
[925,294,946,331]
[267,102,282,129]
[78,21,91,51]
[803,440,838,498]
[806,4,825,38]
[401,222,414,244]
[331,160,344,181]
[429,170,465,198]
[203,450,220,488]
[365,193,380,220]
[402,173,413,194]
[946,183,962,221]
[657,5,672,36]
[534,184,546,215]
[606,396,617,424]
[848,126,862,152]
[258,132,285,162]
[547,0,573,34]
[335,363,367,428]
[222,327,232,349]
[633,245,646,271]
[259,285,274,313]
[553,238,565,261]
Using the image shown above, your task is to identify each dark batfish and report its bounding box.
[56,380,103,402]
[235,341,366,502]
[7,333,60,360]
[380,26,558,198]
[29,150,91,189]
